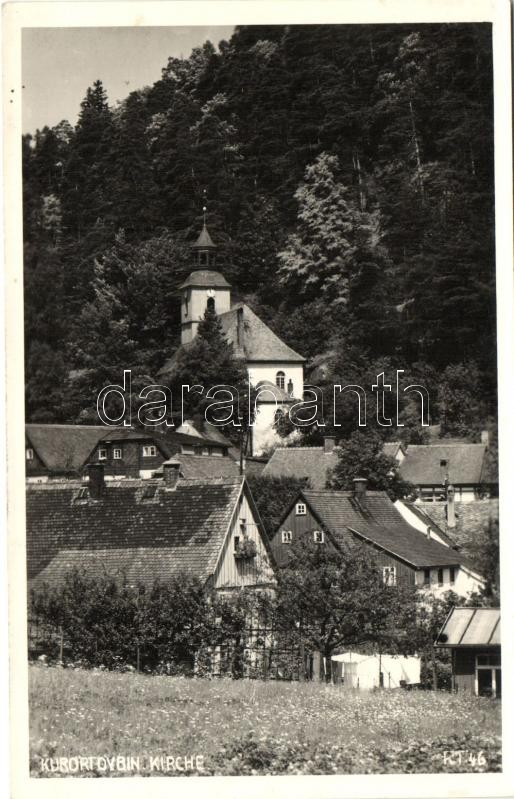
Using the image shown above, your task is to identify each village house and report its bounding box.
[394,439,497,502]
[25,423,236,482]
[435,606,501,697]
[269,479,485,597]
[26,461,276,595]
[158,223,305,456]
[263,437,497,501]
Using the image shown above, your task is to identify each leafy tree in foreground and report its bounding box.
[272,535,418,682]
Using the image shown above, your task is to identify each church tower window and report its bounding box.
[207,296,215,312]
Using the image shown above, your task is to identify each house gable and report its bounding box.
[213,482,276,590]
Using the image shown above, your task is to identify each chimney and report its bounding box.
[324,436,337,453]
[87,463,105,499]
[236,306,244,349]
[353,477,367,499]
[162,458,181,490]
[446,484,456,529]
[481,430,489,447]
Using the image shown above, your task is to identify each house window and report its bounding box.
[313,530,325,544]
[201,447,210,456]
[234,536,240,553]
[98,448,107,461]
[181,445,195,455]
[113,447,122,460]
[240,519,247,534]
[26,448,34,460]
[142,445,157,457]
[281,530,293,544]
[76,487,89,501]
[449,566,456,584]
[295,502,306,516]
[437,568,444,585]
[383,566,397,586]
[423,568,431,585]
[276,371,285,390]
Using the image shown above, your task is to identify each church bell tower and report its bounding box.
[179,212,231,345]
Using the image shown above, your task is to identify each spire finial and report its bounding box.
[202,188,207,228]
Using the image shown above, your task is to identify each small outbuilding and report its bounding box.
[435,607,501,697]
[331,652,421,690]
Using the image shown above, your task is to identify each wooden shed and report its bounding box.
[435,607,501,697]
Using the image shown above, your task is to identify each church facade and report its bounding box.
[164,224,305,455]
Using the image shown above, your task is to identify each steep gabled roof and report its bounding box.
[219,303,305,363]
[299,489,476,570]
[27,477,243,589]
[25,424,109,473]
[383,441,405,460]
[263,447,338,489]
[398,443,488,485]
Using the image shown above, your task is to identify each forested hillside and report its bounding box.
[23,24,496,439]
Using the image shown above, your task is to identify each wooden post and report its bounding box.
[136,644,140,673]
[59,625,64,664]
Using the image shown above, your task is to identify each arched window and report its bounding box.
[207,296,215,312]
[276,370,285,390]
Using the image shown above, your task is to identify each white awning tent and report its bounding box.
[331,652,420,689]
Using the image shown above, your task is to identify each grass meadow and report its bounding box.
[29,664,502,776]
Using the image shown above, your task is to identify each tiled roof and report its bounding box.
[301,490,475,570]
[383,442,405,459]
[219,304,305,363]
[399,444,488,485]
[153,454,240,480]
[415,499,498,565]
[159,302,305,377]
[436,607,500,647]
[27,477,243,590]
[25,424,109,473]
[255,381,292,402]
[178,270,229,289]
[399,501,457,548]
[192,224,217,250]
[263,447,338,489]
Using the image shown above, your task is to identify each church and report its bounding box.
[160,221,305,456]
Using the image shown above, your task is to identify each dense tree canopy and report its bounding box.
[23,24,496,433]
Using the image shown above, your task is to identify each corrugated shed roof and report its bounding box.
[27,478,242,589]
[302,490,475,569]
[178,270,229,289]
[263,447,338,489]
[399,444,487,485]
[26,424,110,472]
[436,607,501,647]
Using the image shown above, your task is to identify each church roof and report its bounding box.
[159,302,305,378]
[192,224,217,250]
[178,270,231,290]
[219,303,305,363]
